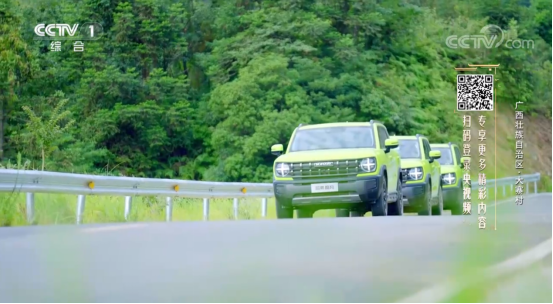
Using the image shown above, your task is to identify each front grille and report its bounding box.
[290,159,362,179]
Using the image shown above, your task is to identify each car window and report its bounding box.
[435,147,454,165]
[422,139,430,159]
[377,126,388,149]
[453,146,461,165]
[289,126,376,152]
[396,139,421,159]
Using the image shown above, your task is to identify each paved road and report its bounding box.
[0,193,551,302]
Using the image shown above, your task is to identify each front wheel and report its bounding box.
[417,183,432,216]
[296,208,314,218]
[335,209,350,217]
[451,189,464,215]
[389,176,404,216]
[276,199,293,219]
[432,186,444,216]
[372,177,388,216]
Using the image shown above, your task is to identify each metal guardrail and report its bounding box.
[0,169,541,224]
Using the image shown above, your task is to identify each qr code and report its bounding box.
[457,74,494,111]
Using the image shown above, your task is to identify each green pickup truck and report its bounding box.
[270,121,404,219]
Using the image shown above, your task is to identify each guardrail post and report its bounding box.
[76,195,86,225]
[502,186,506,197]
[165,197,173,222]
[124,196,132,221]
[534,181,537,194]
[233,198,239,220]
[261,198,267,218]
[26,193,35,224]
[203,198,210,221]
[510,184,513,195]
[526,182,529,195]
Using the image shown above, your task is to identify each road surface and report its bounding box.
[0,193,551,302]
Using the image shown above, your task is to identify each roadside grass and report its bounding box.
[0,192,281,226]
[0,183,524,226]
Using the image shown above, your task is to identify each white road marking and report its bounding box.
[397,238,552,302]
[81,223,148,233]
[397,193,551,302]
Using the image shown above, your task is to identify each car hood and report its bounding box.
[400,159,423,169]
[276,149,377,163]
[439,165,457,174]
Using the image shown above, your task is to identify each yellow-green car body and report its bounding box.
[271,121,404,218]
[430,143,467,215]
[392,135,444,215]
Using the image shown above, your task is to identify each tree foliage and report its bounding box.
[0,0,551,181]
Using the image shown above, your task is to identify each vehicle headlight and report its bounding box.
[359,157,377,173]
[275,163,291,177]
[441,173,456,185]
[407,167,424,181]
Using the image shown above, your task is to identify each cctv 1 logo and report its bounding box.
[34,22,104,40]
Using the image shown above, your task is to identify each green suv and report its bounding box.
[392,135,443,215]
[430,143,468,215]
[271,121,403,219]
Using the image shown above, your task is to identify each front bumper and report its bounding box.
[402,181,427,208]
[442,183,462,206]
[273,174,383,210]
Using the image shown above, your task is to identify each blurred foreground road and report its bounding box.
[0,193,551,302]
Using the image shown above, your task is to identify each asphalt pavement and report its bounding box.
[0,193,551,302]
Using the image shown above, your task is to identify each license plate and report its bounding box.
[311,183,339,193]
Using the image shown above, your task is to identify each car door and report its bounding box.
[453,145,462,166]
[377,125,398,191]
[424,139,440,195]
[453,145,462,185]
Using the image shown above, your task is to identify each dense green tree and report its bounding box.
[0,0,551,182]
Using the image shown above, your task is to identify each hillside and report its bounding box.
[469,106,552,192]
[0,0,551,184]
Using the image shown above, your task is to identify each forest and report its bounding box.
[0,0,551,182]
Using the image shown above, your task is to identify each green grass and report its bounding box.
[0,191,354,226]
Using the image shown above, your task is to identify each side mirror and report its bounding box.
[429,150,441,159]
[384,138,399,153]
[460,156,470,168]
[271,144,284,156]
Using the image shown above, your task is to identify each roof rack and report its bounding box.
[369,120,383,125]
[298,123,307,127]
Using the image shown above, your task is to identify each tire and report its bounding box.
[372,177,388,216]
[432,186,443,216]
[276,199,293,219]
[296,208,314,218]
[335,209,350,217]
[417,183,432,216]
[388,176,404,216]
[451,189,463,215]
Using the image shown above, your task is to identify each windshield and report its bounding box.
[396,139,421,159]
[289,127,375,152]
[434,147,454,166]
